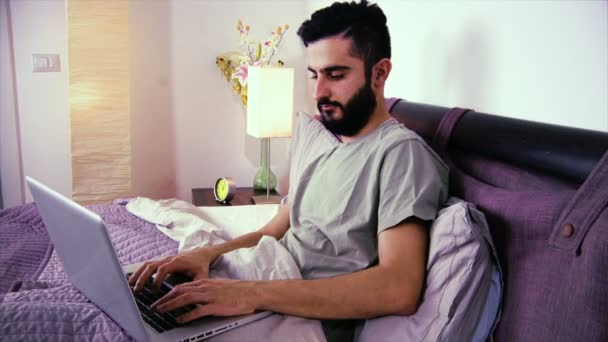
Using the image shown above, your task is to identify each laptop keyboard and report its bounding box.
[126,273,197,333]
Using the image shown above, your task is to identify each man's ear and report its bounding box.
[373,58,392,87]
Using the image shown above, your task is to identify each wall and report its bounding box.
[0,0,309,205]
[307,0,608,131]
[1,0,72,205]
[129,0,177,200]
[2,0,606,207]
[168,0,309,201]
[0,0,24,208]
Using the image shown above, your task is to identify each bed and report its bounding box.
[1,98,607,341]
[0,203,178,339]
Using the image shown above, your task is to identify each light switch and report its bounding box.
[32,54,60,72]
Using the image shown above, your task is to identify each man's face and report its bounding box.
[307,36,377,137]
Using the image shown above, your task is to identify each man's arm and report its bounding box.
[153,220,428,321]
[257,220,428,318]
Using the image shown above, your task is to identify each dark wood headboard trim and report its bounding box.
[388,99,608,183]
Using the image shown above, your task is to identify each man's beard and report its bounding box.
[317,80,377,137]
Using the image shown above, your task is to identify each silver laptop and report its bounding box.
[26,176,271,342]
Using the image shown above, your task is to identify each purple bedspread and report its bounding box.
[0,203,50,293]
[0,203,178,341]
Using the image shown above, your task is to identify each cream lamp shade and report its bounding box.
[246,66,294,138]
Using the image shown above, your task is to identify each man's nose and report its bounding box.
[313,77,330,102]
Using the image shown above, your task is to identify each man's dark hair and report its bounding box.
[297,0,391,77]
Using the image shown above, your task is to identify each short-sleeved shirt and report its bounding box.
[280,112,449,280]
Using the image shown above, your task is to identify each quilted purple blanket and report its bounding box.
[0,203,178,340]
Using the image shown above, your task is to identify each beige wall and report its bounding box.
[2,0,606,206]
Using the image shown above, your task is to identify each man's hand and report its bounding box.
[151,279,258,323]
[128,247,217,292]
[128,204,290,294]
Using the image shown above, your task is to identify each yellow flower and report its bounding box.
[232,79,241,94]
[223,68,233,81]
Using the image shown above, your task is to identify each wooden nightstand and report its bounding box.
[191,187,281,206]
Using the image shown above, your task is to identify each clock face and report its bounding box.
[214,177,235,203]
[216,178,229,200]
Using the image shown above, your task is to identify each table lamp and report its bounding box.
[246,66,294,204]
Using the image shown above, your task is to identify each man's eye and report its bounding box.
[309,74,318,80]
[328,73,344,80]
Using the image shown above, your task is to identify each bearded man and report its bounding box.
[130,1,448,340]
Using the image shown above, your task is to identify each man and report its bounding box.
[129,1,448,340]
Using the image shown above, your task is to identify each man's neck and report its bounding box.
[339,99,391,143]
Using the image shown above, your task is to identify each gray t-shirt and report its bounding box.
[280,112,448,280]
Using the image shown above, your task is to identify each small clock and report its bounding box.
[213,177,237,204]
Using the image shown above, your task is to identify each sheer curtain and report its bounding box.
[67,0,131,205]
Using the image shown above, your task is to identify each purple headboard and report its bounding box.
[387,98,608,341]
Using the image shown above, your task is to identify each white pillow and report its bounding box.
[356,197,502,342]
